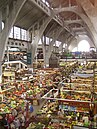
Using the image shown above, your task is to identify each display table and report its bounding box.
[0,86,15,101]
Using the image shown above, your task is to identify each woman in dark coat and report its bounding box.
[0,115,5,129]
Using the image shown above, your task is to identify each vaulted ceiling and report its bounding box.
[1,0,97,48]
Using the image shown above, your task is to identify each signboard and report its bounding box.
[27,52,32,65]
[4,72,15,76]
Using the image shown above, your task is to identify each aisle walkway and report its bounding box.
[23,99,46,128]
[31,99,46,116]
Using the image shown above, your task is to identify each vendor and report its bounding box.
[58,109,64,117]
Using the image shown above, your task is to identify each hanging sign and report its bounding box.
[27,52,32,65]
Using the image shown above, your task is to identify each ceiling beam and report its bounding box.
[75,31,87,35]
[72,27,85,31]
[54,6,78,14]
[64,19,83,25]
[54,5,96,47]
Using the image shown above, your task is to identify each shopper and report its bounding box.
[13,118,20,129]
[29,103,34,113]
[0,115,5,129]
[29,103,34,118]
[2,115,9,129]
[19,114,25,127]
[12,108,18,117]
[7,114,14,124]
[58,109,64,118]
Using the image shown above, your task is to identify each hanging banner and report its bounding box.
[27,52,32,65]
[75,73,93,78]
[4,71,15,76]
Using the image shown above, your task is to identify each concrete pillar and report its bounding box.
[7,46,9,62]
[13,26,14,38]
[6,46,10,68]
[0,0,26,60]
[43,27,63,67]
[0,0,26,82]
[44,39,55,67]
[31,16,53,65]
[59,42,63,52]
[42,35,53,67]
[0,10,3,83]
[20,28,22,40]
[41,36,46,67]
[67,36,75,48]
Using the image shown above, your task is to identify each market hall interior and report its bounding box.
[1,0,97,129]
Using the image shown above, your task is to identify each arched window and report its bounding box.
[72,47,77,52]
[78,40,90,52]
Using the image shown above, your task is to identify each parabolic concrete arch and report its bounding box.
[69,35,94,52]
[55,5,97,48]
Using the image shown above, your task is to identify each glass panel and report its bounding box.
[2,22,4,30]
[72,47,77,52]
[38,39,42,44]
[14,26,20,39]
[42,0,45,3]
[21,29,27,40]
[46,37,49,45]
[56,41,61,47]
[63,44,66,48]
[53,41,61,47]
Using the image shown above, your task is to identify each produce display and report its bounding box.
[0,82,28,114]
[0,96,25,114]
[0,68,62,114]
[59,61,78,68]
[42,88,91,101]
[27,101,90,129]
[71,78,92,84]
[39,62,97,129]
[1,61,97,129]
[60,90,91,102]
[78,62,95,70]
[0,82,13,90]
[62,83,92,91]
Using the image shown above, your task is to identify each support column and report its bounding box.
[41,35,46,68]
[0,11,2,82]
[6,46,10,68]
[43,27,63,67]
[68,38,78,51]
[45,41,54,67]
[59,42,63,52]
[30,16,53,66]
[0,0,26,83]
[41,35,54,67]
[0,0,26,60]
[7,46,9,62]
[67,36,76,48]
